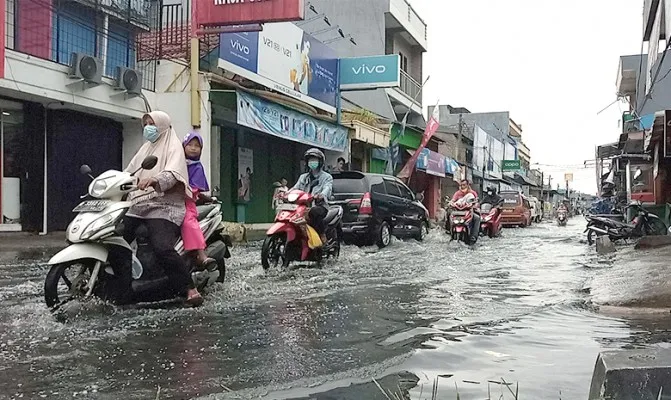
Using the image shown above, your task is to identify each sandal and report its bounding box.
[186,289,204,307]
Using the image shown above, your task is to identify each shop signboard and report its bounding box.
[445,157,459,175]
[501,159,520,171]
[196,0,304,27]
[339,55,400,90]
[416,148,446,177]
[237,91,348,152]
[219,22,339,114]
[564,173,574,183]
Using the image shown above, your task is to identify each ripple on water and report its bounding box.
[0,220,670,399]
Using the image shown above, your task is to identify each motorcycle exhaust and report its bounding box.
[588,226,608,235]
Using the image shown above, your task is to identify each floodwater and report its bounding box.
[2,218,671,399]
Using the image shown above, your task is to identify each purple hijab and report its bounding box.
[182,131,210,192]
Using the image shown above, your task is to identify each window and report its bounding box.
[397,181,415,200]
[399,52,408,73]
[106,21,136,77]
[52,2,97,65]
[332,178,366,195]
[384,179,402,197]
[370,177,386,195]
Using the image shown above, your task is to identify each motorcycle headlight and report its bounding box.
[286,192,300,203]
[90,179,108,197]
[81,209,124,239]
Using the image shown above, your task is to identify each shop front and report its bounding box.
[344,120,390,173]
[211,90,349,224]
[0,99,124,232]
[370,123,424,174]
[414,148,447,219]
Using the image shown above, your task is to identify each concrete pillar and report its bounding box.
[589,350,671,399]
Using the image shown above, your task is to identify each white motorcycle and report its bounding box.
[44,156,231,310]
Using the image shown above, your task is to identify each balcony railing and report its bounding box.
[388,0,428,47]
[399,69,422,103]
[5,0,157,91]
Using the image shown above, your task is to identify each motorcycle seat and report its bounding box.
[324,206,343,226]
[197,205,217,221]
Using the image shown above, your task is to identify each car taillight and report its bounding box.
[359,192,373,214]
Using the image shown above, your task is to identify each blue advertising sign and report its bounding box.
[339,55,400,90]
[219,22,339,114]
[237,91,348,152]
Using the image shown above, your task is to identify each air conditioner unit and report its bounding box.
[115,67,143,95]
[69,53,103,84]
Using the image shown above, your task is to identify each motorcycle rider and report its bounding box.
[291,148,333,244]
[481,186,503,208]
[450,179,480,243]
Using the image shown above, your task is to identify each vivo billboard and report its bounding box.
[339,55,400,90]
[196,0,304,27]
[219,22,339,113]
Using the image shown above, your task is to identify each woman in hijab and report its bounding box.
[123,111,203,307]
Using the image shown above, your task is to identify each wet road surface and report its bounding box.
[2,218,671,399]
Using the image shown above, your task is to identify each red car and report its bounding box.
[500,191,533,227]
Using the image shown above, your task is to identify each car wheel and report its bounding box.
[416,220,429,242]
[377,221,392,248]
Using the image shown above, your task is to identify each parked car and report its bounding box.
[499,191,533,227]
[528,196,543,223]
[331,171,430,248]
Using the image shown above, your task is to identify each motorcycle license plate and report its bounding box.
[276,203,298,211]
[73,200,111,213]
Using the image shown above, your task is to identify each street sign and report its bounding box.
[501,159,521,171]
[564,173,573,182]
[339,55,401,90]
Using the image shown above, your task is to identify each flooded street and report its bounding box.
[2,219,671,399]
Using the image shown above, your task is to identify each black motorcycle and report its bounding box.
[585,201,667,245]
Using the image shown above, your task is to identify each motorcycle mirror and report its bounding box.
[141,155,158,170]
[80,164,92,175]
[416,193,425,202]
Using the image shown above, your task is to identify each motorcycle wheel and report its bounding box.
[587,230,603,245]
[416,221,429,242]
[44,259,97,310]
[261,234,289,270]
[645,218,668,236]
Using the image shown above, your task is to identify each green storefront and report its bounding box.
[210,89,349,224]
[370,123,423,174]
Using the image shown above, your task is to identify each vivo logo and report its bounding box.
[231,40,250,54]
[352,64,387,75]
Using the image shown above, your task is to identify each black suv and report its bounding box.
[330,171,430,248]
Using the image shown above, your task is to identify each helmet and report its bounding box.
[486,186,497,194]
[304,148,325,169]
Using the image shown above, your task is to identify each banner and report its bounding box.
[397,105,440,179]
[196,0,304,27]
[237,91,348,152]
[416,148,446,177]
[220,22,339,113]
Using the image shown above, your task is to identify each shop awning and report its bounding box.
[513,173,539,187]
[346,120,390,148]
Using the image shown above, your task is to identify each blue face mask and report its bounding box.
[143,125,160,143]
[308,161,320,171]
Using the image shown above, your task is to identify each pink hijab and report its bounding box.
[125,111,192,200]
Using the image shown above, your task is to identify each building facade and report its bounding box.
[0,0,158,232]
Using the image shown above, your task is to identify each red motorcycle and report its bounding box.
[449,193,478,244]
[480,202,502,238]
[261,189,343,270]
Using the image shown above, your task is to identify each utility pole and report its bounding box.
[455,113,463,180]
[482,145,487,194]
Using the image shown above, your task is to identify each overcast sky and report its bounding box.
[410,0,643,194]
